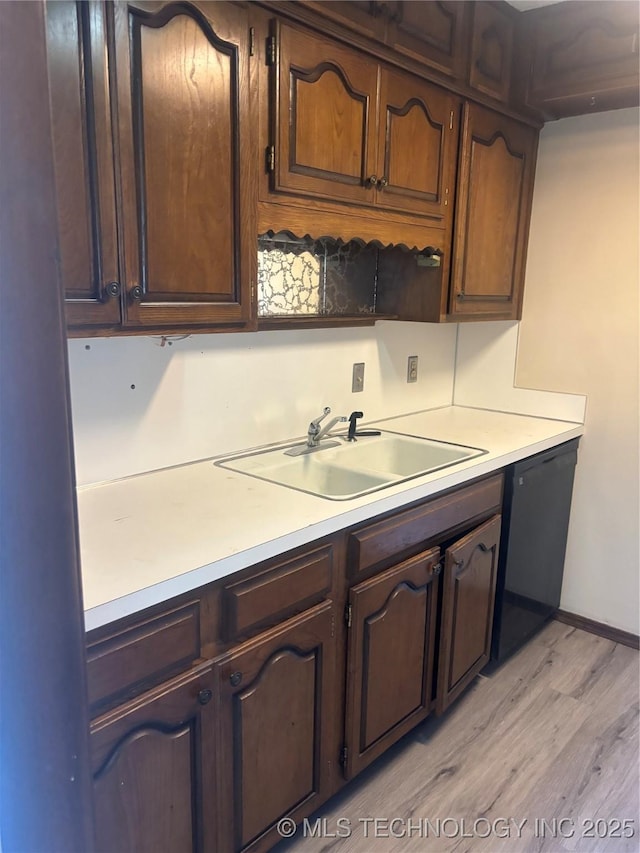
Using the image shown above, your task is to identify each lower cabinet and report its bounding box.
[214,602,336,853]
[90,664,217,853]
[343,547,441,778]
[437,514,501,713]
[87,475,505,853]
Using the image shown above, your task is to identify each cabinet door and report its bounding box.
[437,514,501,714]
[344,548,440,779]
[301,1,386,41]
[215,602,335,852]
[45,1,121,328]
[386,1,470,79]
[91,665,216,853]
[114,1,254,329]
[376,68,459,222]
[468,1,515,103]
[450,104,537,320]
[273,21,379,206]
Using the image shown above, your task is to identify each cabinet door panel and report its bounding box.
[468,2,515,103]
[387,1,470,79]
[377,69,459,222]
[274,22,378,205]
[115,1,253,328]
[450,104,537,320]
[45,1,120,327]
[215,602,335,852]
[344,548,440,779]
[437,515,501,714]
[91,665,216,853]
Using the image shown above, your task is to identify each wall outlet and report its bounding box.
[352,362,365,393]
[407,355,418,383]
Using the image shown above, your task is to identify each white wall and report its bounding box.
[516,107,640,635]
[68,321,457,485]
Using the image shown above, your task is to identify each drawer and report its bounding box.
[222,543,333,640]
[348,474,503,578]
[87,601,201,713]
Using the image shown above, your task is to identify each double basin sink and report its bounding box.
[216,431,486,500]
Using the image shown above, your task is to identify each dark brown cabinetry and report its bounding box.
[468,1,515,104]
[46,0,255,334]
[450,103,538,321]
[214,602,335,852]
[386,1,470,80]
[522,0,640,119]
[437,514,501,713]
[45,1,120,328]
[343,547,440,778]
[91,664,217,853]
[271,20,459,229]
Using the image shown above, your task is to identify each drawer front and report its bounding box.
[87,602,201,713]
[222,543,333,640]
[348,474,503,577]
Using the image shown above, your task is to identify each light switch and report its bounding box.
[352,362,365,393]
[407,355,418,383]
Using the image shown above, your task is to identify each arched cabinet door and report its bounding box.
[90,664,217,853]
[343,547,441,780]
[376,68,459,222]
[437,514,501,714]
[113,1,254,329]
[450,103,538,321]
[273,20,379,206]
[214,601,335,852]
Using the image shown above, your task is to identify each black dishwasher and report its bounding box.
[490,438,580,664]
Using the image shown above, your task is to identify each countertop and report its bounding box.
[79,405,584,631]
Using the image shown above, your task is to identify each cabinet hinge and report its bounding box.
[249,27,255,57]
[344,603,352,629]
[266,145,275,173]
[330,614,336,638]
[449,110,454,131]
[340,746,348,767]
[266,35,276,66]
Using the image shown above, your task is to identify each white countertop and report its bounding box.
[79,406,583,631]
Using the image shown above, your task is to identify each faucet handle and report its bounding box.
[310,407,331,431]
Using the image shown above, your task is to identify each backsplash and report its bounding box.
[68,322,458,485]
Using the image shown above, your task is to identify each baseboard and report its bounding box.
[555,610,640,650]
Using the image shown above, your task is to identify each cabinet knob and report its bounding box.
[102,281,120,301]
[377,177,389,189]
[130,285,143,302]
[433,562,442,575]
[229,671,243,687]
[366,175,378,188]
[197,688,213,706]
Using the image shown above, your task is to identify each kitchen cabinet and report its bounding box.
[468,1,515,104]
[214,602,336,852]
[91,664,217,853]
[343,547,440,779]
[45,1,120,328]
[386,1,470,80]
[271,20,459,228]
[437,514,501,713]
[47,0,255,335]
[449,103,538,321]
[522,0,640,119]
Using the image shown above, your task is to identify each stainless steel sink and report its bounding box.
[216,431,486,500]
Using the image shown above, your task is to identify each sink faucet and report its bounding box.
[307,407,347,447]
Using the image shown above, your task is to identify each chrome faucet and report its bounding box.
[307,407,347,447]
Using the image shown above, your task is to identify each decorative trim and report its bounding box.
[555,610,639,650]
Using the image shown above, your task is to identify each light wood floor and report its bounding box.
[277,621,639,852]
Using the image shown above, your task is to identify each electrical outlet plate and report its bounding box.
[352,362,365,393]
[407,355,418,383]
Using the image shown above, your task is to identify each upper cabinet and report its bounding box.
[45,1,121,327]
[273,21,459,225]
[468,1,515,104]
[449,103,538,321]
[522,0,640,119]
[46,0,255,335]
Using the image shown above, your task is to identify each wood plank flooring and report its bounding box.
[276,621,639,852]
